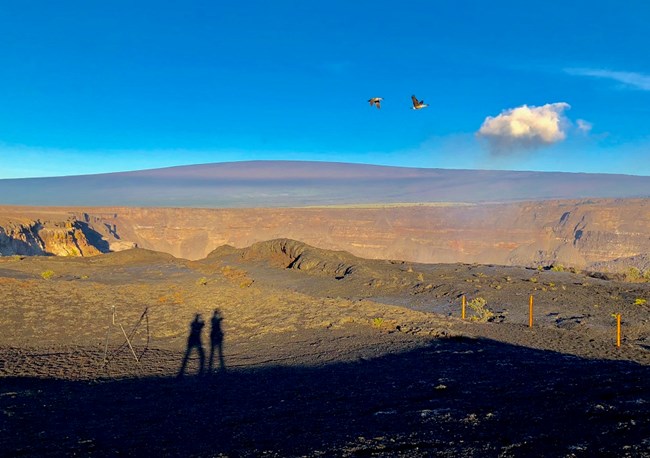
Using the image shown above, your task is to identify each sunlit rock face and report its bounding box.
[1,198,649,274]
[0,216,133,257]
[0,222,47,256]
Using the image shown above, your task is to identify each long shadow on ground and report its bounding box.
[2,337,649,457]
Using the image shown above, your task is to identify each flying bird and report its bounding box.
[411,95,428,110]
[368,97,383,109]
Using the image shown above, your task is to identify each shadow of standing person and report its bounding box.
[208,309,226,373]
[178,314,206,377]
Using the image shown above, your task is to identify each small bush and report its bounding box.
[41,270,55,280]
[222,265,253,287]
[626,267,641,282]
[550,264,565,272]
[634,298,647,306]
[372,317,385,328]
[467,297,494,323]
[196,277,208,286]
[529,277,538,283]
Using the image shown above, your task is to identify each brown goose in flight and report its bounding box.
[368,97,383,109]
[411,95,428,110]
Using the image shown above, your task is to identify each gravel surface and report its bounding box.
[1,243,649,456]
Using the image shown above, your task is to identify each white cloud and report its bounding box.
[566,68,650,91]
[477,102,570,155]
[576,119,593,134]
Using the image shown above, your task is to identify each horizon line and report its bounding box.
[2,159,650,181]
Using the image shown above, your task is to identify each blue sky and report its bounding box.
[1,1,649,178]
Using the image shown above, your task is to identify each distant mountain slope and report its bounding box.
[0,161,649,207]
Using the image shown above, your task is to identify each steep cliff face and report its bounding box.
[0,217,129,257]
[1,199,648,273]
[505,200,650,268]
[38,220,104,256]
[0,222,48,255]
[73,199,649,272]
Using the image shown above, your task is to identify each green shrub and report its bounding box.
[372,317,385,328]
[626,267,641,282]
[550,264,565,272]
[41,270,55,280]
[634,298,647,306]
[467,297,494,323]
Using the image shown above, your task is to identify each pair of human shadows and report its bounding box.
[178,310,225,377]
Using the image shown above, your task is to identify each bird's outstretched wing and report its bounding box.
[411,95,419,107]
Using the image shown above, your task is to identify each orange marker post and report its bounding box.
[616,313,621,347]
[462,295,466,320]
[529,294,534,328]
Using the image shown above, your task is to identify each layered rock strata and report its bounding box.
[0,199,648,272]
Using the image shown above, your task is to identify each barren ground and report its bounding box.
[1,241,649,456]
